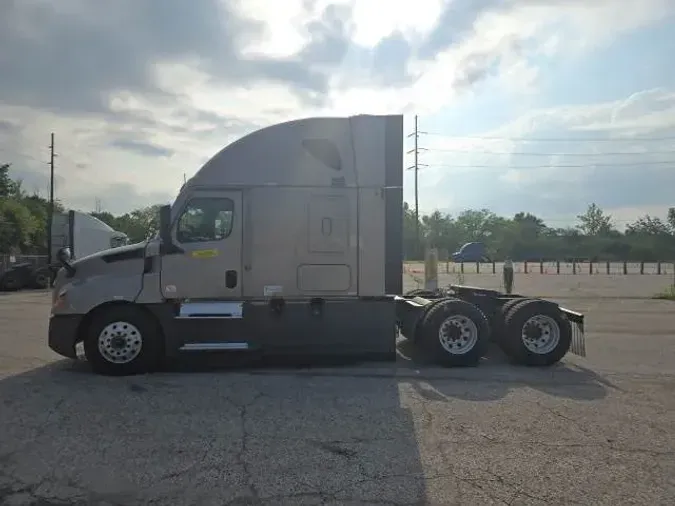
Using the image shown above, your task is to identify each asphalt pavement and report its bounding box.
[1,290,674,505]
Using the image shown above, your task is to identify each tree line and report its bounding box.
[2,163,675,261]
[404,203,675,262]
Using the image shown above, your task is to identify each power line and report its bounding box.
[424,148,675,156]
[421,132,675,142]
[427,160,675,169]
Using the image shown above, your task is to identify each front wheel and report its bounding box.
[83,305,163,376]
[419,298,490,367]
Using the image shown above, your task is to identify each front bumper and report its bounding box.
[48,314,83,359]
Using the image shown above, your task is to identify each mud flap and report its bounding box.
[561,308,586,357]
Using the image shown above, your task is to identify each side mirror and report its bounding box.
[57,247,72,263]
[159,205,171,241]
[56,247,76,277]
[159,204,180,254]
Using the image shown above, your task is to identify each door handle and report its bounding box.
[225,270,237,288]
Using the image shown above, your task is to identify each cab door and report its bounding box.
[160,190,242,300]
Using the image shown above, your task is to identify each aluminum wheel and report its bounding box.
[521,315,560,354]
[438,315,479,355]
[97,321,143,364]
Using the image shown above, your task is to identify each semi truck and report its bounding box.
[48,114,585,376]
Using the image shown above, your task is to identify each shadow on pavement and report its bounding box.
[0,357,428,506]
[0,339,615,505]
[396,339,612,402]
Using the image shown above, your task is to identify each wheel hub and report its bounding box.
[438,315,479,355]
[523,322,543,341]
[110,335,127,349]
[97,321,143,364]
[445,323,462,340]
[521,315,560,355]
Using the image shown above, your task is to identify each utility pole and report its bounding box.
[406,115,427,258]
[46,133,56,265]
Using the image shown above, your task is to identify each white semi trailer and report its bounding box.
[48,114,585,376]
[51,210,129,262]
[0,210,129,291]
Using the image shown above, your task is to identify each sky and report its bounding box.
[1,0,675,229]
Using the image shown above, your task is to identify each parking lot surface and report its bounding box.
[1,288,675,505]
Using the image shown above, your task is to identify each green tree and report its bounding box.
[0,198,40,253]
[626,215,671,236]
[577,203,614,236]
[667,207,675,233]
[403,202,423,260]
[111,205,162,243]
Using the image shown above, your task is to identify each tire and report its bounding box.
[502,299,572,366]
[419,298,490,367]
[31,268,51,289]
[492,297,528,344]
[83,305,164,376]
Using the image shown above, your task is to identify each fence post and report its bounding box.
[503,259,514,294]
[640,262,644,275]
[606,261,610,275]
[572,262,576,275]
[556,261,560,274]
[623,262,627,275]
[424,248,438,291]
[657,262,661,275]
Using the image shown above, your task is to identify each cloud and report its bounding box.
[421,88,675,227]
[108,139,174,159]
[0,0,673,218]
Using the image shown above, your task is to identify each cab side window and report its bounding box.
[176,197,234,243]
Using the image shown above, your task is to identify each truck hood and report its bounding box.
[71,241,147,266]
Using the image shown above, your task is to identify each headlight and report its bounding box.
[51,288,68,315]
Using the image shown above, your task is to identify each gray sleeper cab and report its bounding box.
[48,114,585,375]
[49,115,405,374]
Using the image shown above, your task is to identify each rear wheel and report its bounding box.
[502,299,572,366]
[83,305,163,376]
[419,298,490,367]
[493,297,528,345]
[31,267,51,289]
